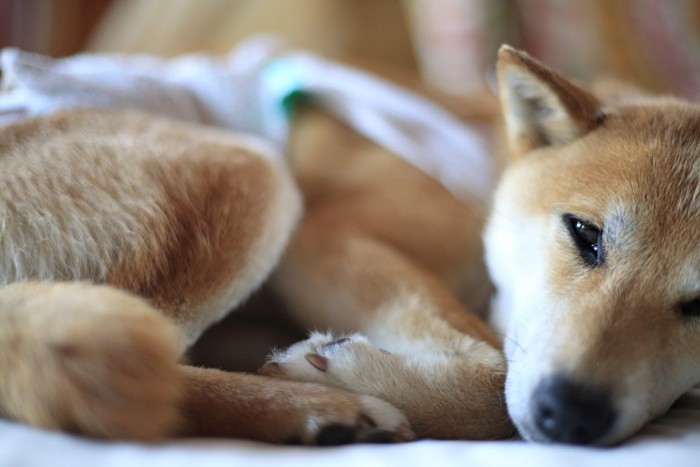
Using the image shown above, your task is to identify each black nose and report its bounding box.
[532,375,616,444]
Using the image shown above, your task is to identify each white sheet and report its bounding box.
[3,387,698,467]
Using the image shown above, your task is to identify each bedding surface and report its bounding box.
[3,386,698,467]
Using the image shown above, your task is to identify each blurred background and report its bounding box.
[2,0,700,99]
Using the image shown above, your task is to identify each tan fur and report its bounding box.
[0,282,182,440]
[0,111,301,347]
[497,46,604,155]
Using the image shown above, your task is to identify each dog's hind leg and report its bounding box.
[0,281,413,445]
[266,219,514,440]
[0,110,414,444]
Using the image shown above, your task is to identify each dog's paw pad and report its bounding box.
[315,424,358,445]
[314,423,413,445]
[305,353,328,372]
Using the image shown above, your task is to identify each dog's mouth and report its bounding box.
[523,374,618,445]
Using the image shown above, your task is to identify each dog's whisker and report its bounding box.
[493,331,525,355]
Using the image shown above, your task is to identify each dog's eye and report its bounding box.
[563,214,604,267]
[679,298,700,318]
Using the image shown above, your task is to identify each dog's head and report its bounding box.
[484,46,700,445]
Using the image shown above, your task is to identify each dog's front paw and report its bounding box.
[260,331,391,395]
[259,332,412,443]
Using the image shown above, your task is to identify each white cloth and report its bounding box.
[0,36,493,207]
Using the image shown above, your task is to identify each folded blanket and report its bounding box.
[0,36,493,207]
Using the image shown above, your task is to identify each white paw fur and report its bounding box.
[262,331,381,386]
[260,332,411,437]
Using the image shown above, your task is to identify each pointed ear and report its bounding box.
[496,45,605,156]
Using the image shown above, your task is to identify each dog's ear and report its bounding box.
[496,45,604,156]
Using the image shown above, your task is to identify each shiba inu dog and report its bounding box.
[0,43,695,447]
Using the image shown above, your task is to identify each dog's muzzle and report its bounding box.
[531,374,617,444]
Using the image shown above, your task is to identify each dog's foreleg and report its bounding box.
[269,221,513,440]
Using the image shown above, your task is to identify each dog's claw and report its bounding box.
[315,424,358,446]
[396,423,417,441]
[305,353,328,372]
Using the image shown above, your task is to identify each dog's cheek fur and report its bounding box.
[484,202,560,440]
[485,130,617,440]
[487,111,700,443]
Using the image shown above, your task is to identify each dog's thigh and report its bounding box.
[0,282,182,440]
[0,110,302,347]
[271,222,512,439]
[97,114,303,346]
